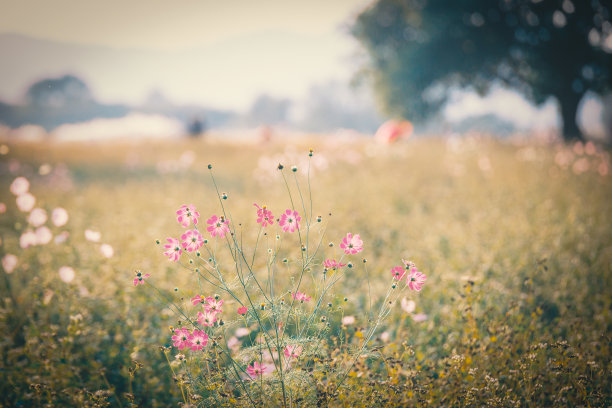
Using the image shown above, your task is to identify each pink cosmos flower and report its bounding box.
[197,311,217,327]
[402,259,416,269]
[163,237,182,262]
[292,291,311,303]
[254,203,274,227]
[191,294,204,305]
[206,215,230,238]
[391,266,406,280]
[323,258,347,269]
[247,361,266,378]
[407,268,427,291]
[51,207,69,227]
[176,204,200,228]
[204,297,224,314]
[171,328,192,350]
[284,345,303,359]
[237,306,248,315]
[189,330,209,351]
[340,233,363,255]
[0,203,6,214]
[279,209,300,233]
[181,229,204,252]
[10,177,29,196]
[133,272,150,286]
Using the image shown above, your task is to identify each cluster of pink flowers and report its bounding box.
[162,204,311,262]
[163,205,235,262]
[391,260,427,291]
[169,295,226,351]
[171,328,209,351]
[191,295,225,326]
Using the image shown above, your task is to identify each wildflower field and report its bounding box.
[0,135,610,407]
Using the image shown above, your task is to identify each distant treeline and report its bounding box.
[0,75,235,132]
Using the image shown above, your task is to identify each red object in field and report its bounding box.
[375,119,414,143]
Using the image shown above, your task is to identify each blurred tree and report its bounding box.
[26,75,94,108]
[352,0,612,141]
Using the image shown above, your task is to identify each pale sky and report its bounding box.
[0,0,372,110]
[0,0,369,50]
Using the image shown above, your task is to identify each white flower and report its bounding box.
[28,208,47,227]
[59,266,75,283]
[235,327,250,337]
[100,243,114,258]
[401,297,416,314]
[52,207,69,227]
[85,229,101,242]
[10,177,29,195]
[35,226,52,245]
[342,315,355,325]
[2,254,18,273]
[20,230,37,248]
[16,193,35,212]
[412,313,428,322]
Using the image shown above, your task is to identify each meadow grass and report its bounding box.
[0,135,610,406]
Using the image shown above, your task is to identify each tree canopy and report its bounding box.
[352,0,612,141]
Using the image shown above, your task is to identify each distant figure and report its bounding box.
[187,117,206,138]
[375,119,414,143]
[257,124,273,144]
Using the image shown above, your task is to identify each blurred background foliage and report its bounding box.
[352,0,612,141]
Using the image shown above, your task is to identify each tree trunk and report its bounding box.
[558,92,584,142]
